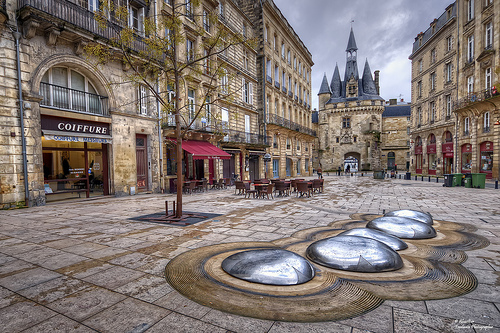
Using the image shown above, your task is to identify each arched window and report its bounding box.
[428,133,436,144]
[484,112,490,132]
[40,67,106,115]
[444,131,453,142]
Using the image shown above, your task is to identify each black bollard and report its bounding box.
[421,176,424,181]
[428,176,431,182]
[165,201,168,216]
[436,177,439,183]
[415,175,417,181]
[496,180,498,189]
[382,209,386,214]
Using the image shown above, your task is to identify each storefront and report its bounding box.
[480,141,493,179]
[461,143,472,174]
[442,142,453,174]
[41,115,111,201]
[427,144,437,175]
[415,140,423,174]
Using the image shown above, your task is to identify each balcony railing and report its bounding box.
[483,126,490,133]
[453,87,500,111]
[268,113,316,137]
[19,0,148,54]
[274,81,280,89]
[222,129,269,146]
[40,82,109,116]
[266,75,272,83]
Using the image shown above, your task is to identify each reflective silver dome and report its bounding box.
[385,209,433,225]
[306,235,403,272]
[339,228,408,251]
[367,216,437,239]
[221,249,315,285]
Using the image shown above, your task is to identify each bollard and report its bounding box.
[172,201,176,216]
[361,173,363,177]
[382,209,386,214]
[428,176,431,182]
[165,201,168,216]
[496,180,498,189]
[436,177,439,183]
[421,176,424,181]
[415,175,417,181]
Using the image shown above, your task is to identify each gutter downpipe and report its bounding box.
[454,3,459,174]
[13,29,30,207]
[260,0,267,145]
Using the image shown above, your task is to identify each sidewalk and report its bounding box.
[0,176,498,332]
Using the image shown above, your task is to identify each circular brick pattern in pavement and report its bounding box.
[164,215,489,322]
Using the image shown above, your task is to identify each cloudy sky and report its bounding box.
[273,0,454,109]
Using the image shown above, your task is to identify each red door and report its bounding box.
[136,134,148,192]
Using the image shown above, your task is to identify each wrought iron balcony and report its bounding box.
[453,87,500,111]
[268,113,316,137]
[222,129,269,146]
[40,82,109,116]
[19,0,148,54]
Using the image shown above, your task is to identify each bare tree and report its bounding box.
[86,0,255,217]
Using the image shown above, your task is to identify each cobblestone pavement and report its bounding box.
[0,175,499,333]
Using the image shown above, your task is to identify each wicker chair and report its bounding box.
[235,181,246,195]
[262,183,274,199]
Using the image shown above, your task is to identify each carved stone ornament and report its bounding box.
[75,40,88,55]
[46,27,61,46]
[23,18,40,39]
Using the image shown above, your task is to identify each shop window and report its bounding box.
[481,151,493,172]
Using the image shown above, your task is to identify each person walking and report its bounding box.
[346,164,350,174]
[317,164,323,179]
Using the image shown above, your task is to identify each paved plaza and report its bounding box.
[0,175,499,333]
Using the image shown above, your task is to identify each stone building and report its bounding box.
[160,0,261,190]
[1,0,163,208]
[239,0,316,179]
[0,0,315,207]
[409,3,457,176]
[453,0,499,179]
[381,99,412,171]
[317,28,385,172]
[411,0,500,180]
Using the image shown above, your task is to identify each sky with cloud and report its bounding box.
[272,0,455,109]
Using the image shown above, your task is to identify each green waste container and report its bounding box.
[471,173,486,189]
[452,173,463,187]
[464,174,472,188]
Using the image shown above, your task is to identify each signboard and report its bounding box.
[41,115,110,135]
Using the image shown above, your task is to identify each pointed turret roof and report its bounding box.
[318,73,331,95]
[346,27,358,52]
[362,59,378,95]
[330,64,342,98]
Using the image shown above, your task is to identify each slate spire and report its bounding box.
[362,59,378,95]
[330,64,342,98]
[346,27,358,52]
[318,73,331,95]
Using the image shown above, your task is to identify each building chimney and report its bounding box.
[374,70,380,95]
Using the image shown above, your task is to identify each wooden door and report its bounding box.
[136,134,148,191]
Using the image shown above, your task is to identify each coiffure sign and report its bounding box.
[41,115,109,135]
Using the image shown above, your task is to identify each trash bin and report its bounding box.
[463,173,472,188]
[406,172,411,180]
[452,173,463,187]
[443,174,453,187]
[471,173,486,189]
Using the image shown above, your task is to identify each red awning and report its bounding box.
[180,140,231,160]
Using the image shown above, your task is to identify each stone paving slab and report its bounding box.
[0,175,499,332]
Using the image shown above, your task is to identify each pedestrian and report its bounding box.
[346,164,350,174]
[337,166,341,176]
[317,164,323,179]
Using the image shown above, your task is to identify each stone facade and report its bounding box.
[409,3,457,176]
[239,0,315,179]
[317,28,385,172]
[411,0,500,180]
[380,101,412,171]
